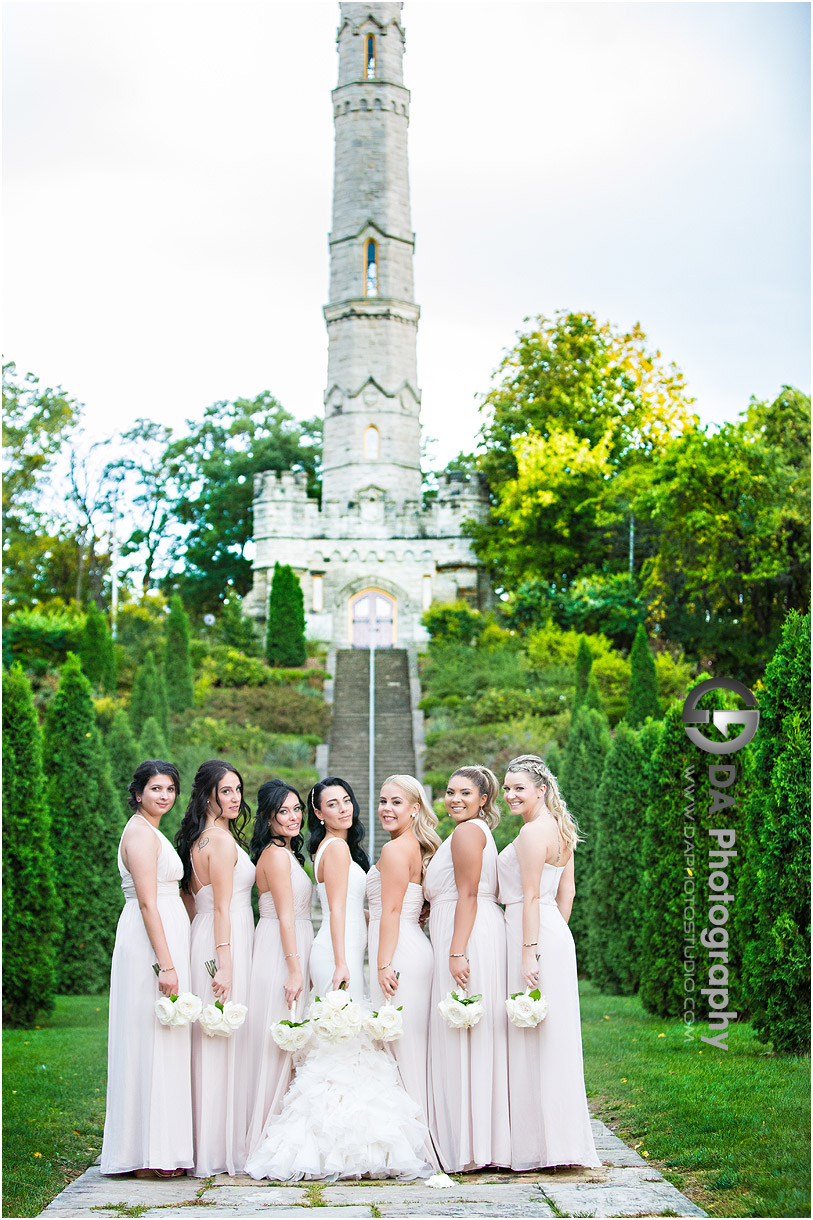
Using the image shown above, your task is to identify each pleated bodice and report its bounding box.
[118,821,182,902]
[423,819,500,906]
[193,843,255,914]
[497,840,565,906]
[258,853,313,920]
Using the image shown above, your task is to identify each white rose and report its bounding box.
[221,1001,248,1031]
[175,993,203,1024]
[438,997,467,1029]
[377,1006,403,1041]
[462,999,484,1027]
[324,990,350,1011]
[199,1003,225,1038]
[343,1003,364,1031]
[154,996,175,1026]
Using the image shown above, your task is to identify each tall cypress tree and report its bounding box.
[559,705,611,965]
[589,721,658,993]
[44,653,123,994]
[106,708,140,821]
[139,716,169,764]
[3,666,60,1026]
[638,687,730,1018]
[79,602,116,694]
[626,624,661,727]
[129,650,169,739]
[739,610,810,1053]
[572,636,593,712]
[266,562,306,667]
[164,594,194,714]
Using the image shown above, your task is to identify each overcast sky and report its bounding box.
[4,0,810,466]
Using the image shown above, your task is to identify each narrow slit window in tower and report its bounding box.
[312,573,324,613]
[422,575,433,611]
[366,34,376,79]
[364,425,380,460]
[365,239,378,297]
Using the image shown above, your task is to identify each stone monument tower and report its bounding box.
[246,1,488,647]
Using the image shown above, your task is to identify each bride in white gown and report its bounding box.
[245,778,432,1183]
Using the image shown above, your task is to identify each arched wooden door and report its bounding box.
[351,590,395,648]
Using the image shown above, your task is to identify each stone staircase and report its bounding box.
[327,648,416,841]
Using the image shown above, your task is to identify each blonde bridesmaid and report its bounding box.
[245,780,313,1155]
[498,755,600,1170]
[176,760,256,1177]
[101,761,192,1177]
[367,775,441,1130]
[424,765,510,1171]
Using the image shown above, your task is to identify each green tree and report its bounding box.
[129,651,169,739]
[638,688,730,1018]
[588,721,659,993]
[739,611,810,1053]
[637,388,810,682]
[43,654,123,993]
[573,636,592,712]
[559,706,611,964]
[2,362,84,613]
[79,601,116,694]
[472,312,695,585]
[505,573,644,651]
[220,598,261,655]
[112,420,178,595]
[626,624,661,726]
[139,716,169,763]
[164,595,194,714]
[164,394,322,613]
[106,709,141,820]
[265,563,306,667]
[2,666,60,1025]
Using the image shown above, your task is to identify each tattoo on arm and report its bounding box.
[198,837,209,851]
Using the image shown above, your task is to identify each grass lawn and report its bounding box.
[580,980,811,1219]
[3,995,108,1219]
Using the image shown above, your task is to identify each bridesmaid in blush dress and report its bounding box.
[245,780,313,1155]
[424,765,510,1172]
[176,760,256,1177]
[101,760,192,1178]
[498,755,600,1170]
[367,775,441,1130]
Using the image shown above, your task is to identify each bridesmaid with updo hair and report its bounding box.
[424,765,510,1171]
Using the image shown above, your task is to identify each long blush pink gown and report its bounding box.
[101,818,193,1174]
[189,842,256,1176]
[367,864,434,1128]
[424,819,510,1171]
[498,840,601,1169]
[245,851,313,1156]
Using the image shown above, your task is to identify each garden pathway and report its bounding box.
[39,1117,706,1219]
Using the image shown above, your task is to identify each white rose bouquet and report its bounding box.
[271,1004,313,1052]
[365,1002,404,1042]
[199,999,248,1038]
[438,990,484,1029]
[154,992,203,1028]
[308,989,365,1043]
[505,987,548,1029]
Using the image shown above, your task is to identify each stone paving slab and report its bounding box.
[38,1118,707,1218]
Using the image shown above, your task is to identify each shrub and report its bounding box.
[573,637,592,711]
[78,602,116,694]
[638,687,730,1018]
[4,607,83,674]
[739,611,810,1053]
[43,654,123,993]
[2,665,60,1026]
[266,563,306,667]
[164,595,194,714]
[129,651,169,738]
[422,600,484,644]
[559,706,611,966]
[115,597,167,665]
[106,709,141,821]
[139,715,170,763]
[588,721,660,993]
[199,685,331,738]
[219,598,261,655]
[626,624,661,726]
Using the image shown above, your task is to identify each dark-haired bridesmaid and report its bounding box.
[175,759,255,1177]
[306,776,370,1002]
[245,780,314,1156]
[101,760,192,1179]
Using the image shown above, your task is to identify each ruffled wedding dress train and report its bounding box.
[244,1032,430,1182]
